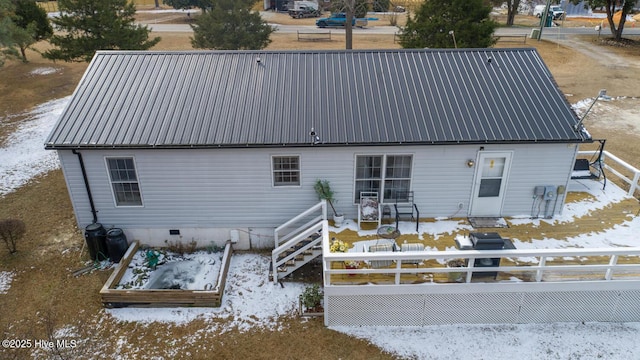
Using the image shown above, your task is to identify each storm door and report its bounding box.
[469,152,512,217]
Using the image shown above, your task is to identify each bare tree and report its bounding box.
[490,0,523,26]
[570,0,639,41]
[0,219,25,254]
[330,0,374,49]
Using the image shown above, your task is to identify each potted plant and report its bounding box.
[330,238,360,275]
[446,258,466,283]
[299,283,324,317]
[314,179,344,227]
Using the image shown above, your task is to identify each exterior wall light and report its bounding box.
[467,160,475,167]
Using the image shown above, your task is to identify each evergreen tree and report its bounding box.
[400,0,497,49]
[163,0,212,12]
[44,0,160,62]
[191,1,273,50]
[13,0,53,62]
[0,0,20,66]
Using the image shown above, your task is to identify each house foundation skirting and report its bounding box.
[323,281,640,326]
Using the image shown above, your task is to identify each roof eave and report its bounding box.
[44,138,590,151]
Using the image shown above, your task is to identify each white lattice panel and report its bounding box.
[325,286,640,326]
[519,291,618,323]
[423,293,522,325]
[612,290,640,322]
[327,294,424,326]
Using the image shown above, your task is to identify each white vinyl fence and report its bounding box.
[577,150,640,196]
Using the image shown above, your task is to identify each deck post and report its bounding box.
[605,255,618,280]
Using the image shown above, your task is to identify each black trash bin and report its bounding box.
[84,223,109,261]
[106,228,129,263]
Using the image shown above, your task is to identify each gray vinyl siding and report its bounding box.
[60,143,576,231]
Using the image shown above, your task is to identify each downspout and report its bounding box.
[72,149,98,224]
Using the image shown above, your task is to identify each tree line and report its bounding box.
[0,0,637,67]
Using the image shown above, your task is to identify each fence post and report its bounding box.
[629,171,640,196]
[605,255,618,280]
[536,256,546,282]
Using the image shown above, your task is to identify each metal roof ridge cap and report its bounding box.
[94,48,541,57]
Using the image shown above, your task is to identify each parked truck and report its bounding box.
[288,1,321,19]
[316,12,368,28]
[533,4,566,20]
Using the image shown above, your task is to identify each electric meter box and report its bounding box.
[544,185,557,200]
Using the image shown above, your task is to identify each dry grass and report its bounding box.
[1,10,640,359]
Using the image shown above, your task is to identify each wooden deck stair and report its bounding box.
[269,233,323,282]
[271,200,328,283]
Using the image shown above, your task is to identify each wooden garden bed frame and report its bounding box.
[100,240,233,308]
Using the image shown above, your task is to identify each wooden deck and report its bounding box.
[334,189,638,249]
[324,180,640,285]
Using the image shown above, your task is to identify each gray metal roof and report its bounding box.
[45,48,585,149]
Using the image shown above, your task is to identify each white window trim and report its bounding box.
[105,156,144,208]
[353,153,414,204]
[271,154,302,188]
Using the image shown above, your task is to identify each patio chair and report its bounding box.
[358,191,381,229]
[393,190,420,232]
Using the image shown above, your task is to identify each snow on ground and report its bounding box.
[117,249,223,290]
[337,322,640,360]
[0,271,15,294]
[107,253,305,332]
[2,96,640,359]
[29,67,61,76]
[0,96,69,196]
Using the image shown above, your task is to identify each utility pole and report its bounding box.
[537,0,551,41]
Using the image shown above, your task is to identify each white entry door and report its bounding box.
[469,152,512,217]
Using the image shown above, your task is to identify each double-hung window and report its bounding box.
[106,157,143,206]
[272,155,300,186]
[354,155,412,203]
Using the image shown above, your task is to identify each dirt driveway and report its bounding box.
[531,34,640,169]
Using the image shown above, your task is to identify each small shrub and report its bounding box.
[300,283,323,310]
[0,219,26,254]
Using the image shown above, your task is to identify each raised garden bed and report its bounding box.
[100,240,233,308]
